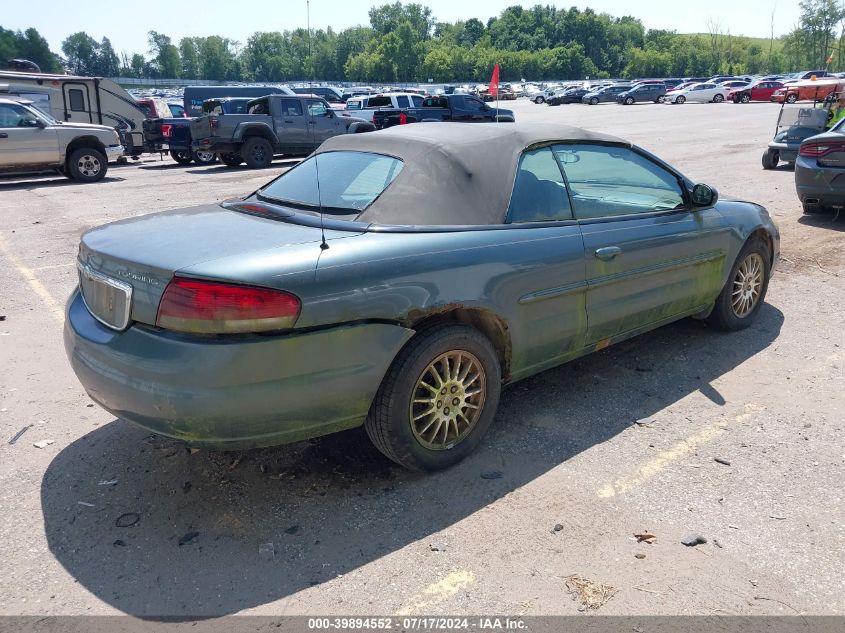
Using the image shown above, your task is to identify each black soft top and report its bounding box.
[317,123,629,226]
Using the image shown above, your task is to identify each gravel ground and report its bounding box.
[0,99,843,619]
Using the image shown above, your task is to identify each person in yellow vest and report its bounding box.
[826,91,845,129]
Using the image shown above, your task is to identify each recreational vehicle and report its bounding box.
[0,70,147,156]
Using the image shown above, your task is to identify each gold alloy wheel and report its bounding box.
[731,252,765,318]
[409,350,486,450]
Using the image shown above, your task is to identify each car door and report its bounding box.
[556,143,731,346]
[0,103,60,167]
[305,99,338,146]
[501,146,589,374]
[274,98,308,149]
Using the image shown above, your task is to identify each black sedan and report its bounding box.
[548,88,590,105]
[795,118,845,214]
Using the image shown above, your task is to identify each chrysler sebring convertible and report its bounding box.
[65,123,779,471]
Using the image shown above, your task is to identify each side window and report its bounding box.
[0,103,30,128]
[411,95,424,107]
[465,98,485,112]
[280,99,303,116]
[307,100,329,117]
[68,89,85,112]
[554,144,685,220]
[506,147,573,224]
[396,95,410,108]
[248,99,269,115]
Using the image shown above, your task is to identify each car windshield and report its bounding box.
[26,103,58,124]
[258,151,404,215]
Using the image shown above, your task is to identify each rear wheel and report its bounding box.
[169,150,192,165]
[802,201,827,214]
[656,95,665,103]
[761,149,779,170]
[241,137,273,169]
[740,93,751,103]
[67,147,107,182]
[192,150,217,165]
[218,152,242,167]
[365,324,501,471]
[707,237,770,331]
[713,93,725,103]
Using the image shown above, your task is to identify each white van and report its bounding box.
[0,71,146,156]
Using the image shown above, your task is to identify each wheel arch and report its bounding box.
[65,136,106,163]
[405,306,512,382]
[747,227,776,268]
[236,125,277,144]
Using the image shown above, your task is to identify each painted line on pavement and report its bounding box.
[0,234,65,323]
[597,403,764,498]
[395,569,475,616]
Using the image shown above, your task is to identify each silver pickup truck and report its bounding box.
[190,95,374,168]
[0,97,123,182]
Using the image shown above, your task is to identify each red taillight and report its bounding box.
[209,116,218,131]
[161,124,172,138]
[156,278,301,334]
[399,113,408,125]
[800,141,845,158]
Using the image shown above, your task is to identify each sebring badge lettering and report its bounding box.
[116,270,160,286]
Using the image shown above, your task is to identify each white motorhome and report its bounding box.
[0,71,146,155]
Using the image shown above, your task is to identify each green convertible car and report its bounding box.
[65,123,779,471]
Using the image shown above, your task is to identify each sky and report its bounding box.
[5,0,799,56]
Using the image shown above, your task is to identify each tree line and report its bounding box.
[2,2,843,82]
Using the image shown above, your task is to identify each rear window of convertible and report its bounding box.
[258,151,403,214]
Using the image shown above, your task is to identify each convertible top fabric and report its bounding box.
[316,123,629,226]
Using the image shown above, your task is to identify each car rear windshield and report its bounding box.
[258,151,404,215]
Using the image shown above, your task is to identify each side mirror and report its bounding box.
[21,118,42,128]
[691,183,718,207]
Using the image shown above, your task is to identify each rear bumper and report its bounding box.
[64,289,414,449]
[795,156,845,207]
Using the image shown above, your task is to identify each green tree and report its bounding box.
[179,38,200,79]
[148,31,181,77]
[62,31,99,75]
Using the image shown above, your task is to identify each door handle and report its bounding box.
[0,133,7,138]
[595,246,622,261]
[307,121,315,125]
[283,119,293,123]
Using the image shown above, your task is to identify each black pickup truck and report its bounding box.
[142,98,253,165]
[190,95,374,168]
[372,94,515,129]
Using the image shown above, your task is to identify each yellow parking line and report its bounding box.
[597,404,763,498]
[395,569,475,616]
[0,234,65,323]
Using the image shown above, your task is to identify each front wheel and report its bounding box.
[169,150,192,165]
[656,95,665,103]
[707,238,770,332]
[675,95,686,104]
[241,137,273,169]
[365,324,501,471]
[192,150,218,165]
[713,93,725,103]
[786,94,798,104]
[67,147,107,182]
[740,94,751,103]
[534,96,545,104]
[624,96,635,105]
[762,149,779,170]
[589,97,599,105]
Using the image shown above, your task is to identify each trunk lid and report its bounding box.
[189,116,213,141]
[77,203,348,327]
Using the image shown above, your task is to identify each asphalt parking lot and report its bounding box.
[0,99,843,618]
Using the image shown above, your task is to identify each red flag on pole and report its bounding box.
[488,63,500,97]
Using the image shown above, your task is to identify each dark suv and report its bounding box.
[617,83,667,105]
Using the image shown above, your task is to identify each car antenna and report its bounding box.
[307,0,328,251]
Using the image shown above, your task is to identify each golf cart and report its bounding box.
[762,91,837,170]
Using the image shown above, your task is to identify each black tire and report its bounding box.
[656,96,665,103]
[589,97,599,105]
[786,94,798,104]
[707,237,771,332]
[241,137,273,169]
[802,201,826,214]
[534,96,545,104]
[67,147,107,182]
[364,324,501,472]
[713,93,725,103]
[675,95,686,104]
[761,149,779,170]
[218,152,242,167]
[169,149,192,165]
[625,96,635,105]
[348,122,375,133]
[191,150,218,165]
[740,93,751,103]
